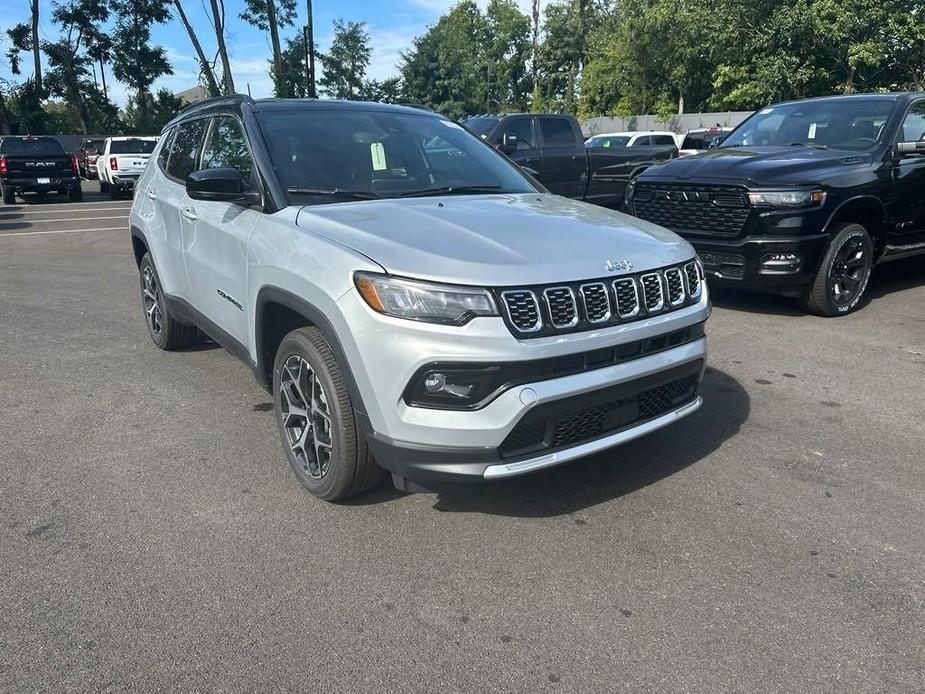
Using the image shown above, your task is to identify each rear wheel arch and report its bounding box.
[130,227,149,268]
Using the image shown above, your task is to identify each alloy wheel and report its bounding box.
[279,355,334,479]
[142,265,163,336]
[828,235,870,307]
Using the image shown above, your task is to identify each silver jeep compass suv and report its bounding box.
[129,95,710,501]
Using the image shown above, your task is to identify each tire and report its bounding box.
[138,253,197,350]
[99,180,110,194]
[1,185,13,205]
[803,222,874,317]
[109,186,121,200]
[69,185,83,202]
[273,327,384,501]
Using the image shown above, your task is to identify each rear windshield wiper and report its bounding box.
[399,185,503,198]
[287,187,381,200]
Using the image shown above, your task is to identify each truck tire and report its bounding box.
[803,222,874,317]
[99,180,110,194]
[273,326,384,501]
[69,185,83,202]
[138,253,197,350]
[109,186,121,200]
[1,185,13,205]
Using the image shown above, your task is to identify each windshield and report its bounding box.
[258,109,538,204]
[0,137,65,157]
[586,135,629,148]
[721,99,896,150]
[681,132,726,149]
[110,139,157,154]
[463,117,501,137]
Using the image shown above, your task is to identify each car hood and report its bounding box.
[295,193,693,286]
[640,146,877,187]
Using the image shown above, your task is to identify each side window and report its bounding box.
[157,127,175,171]
[539,117,574,147]
[200,116,255,189]
[166,119,207,181]
[495,118,536,150]
[630,135,652,147]
[652,135,675,146]
[899,101,925,143]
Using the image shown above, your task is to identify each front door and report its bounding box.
[537,116,586,199]
[889,99,925,248]
[182,115,261,348]
[493,117,541,179]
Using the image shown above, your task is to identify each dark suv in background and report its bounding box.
[626,93,925,315]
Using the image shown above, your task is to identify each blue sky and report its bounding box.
[0,0,533,105]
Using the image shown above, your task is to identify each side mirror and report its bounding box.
[186,167,259,204]
[499,132,518,153]
[896,141,925,156]
[708,136,722,149]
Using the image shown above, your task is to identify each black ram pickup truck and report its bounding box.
[626,93,925,316]
[464,113,677,207]
[0,135,83,204]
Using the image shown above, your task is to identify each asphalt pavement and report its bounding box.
[1,191,923,692]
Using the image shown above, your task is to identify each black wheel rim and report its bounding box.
[279,355,334,479]
[828,235,870,306]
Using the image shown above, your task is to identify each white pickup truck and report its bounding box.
[97,136,159,199]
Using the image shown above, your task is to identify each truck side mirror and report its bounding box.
[708,136,722,149]
[500,132,518,153]
[896,140,925,156]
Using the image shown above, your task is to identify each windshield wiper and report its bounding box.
[287,187,381,200]
[399,185,503,198]
[788,142,828,150]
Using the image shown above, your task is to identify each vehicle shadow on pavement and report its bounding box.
[412,366,749,517]
[866,256,925,302]
[708,287,805,316]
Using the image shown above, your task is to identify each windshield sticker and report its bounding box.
[808,122,817,139]
[370,142,387,171]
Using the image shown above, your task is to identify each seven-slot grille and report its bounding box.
[497,262,703,337]
[500,290,541,332]
[543,287,578,328]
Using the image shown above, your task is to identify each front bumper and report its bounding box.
[2,176,80,195]
[338,284,710,484]
[690,233,829,294]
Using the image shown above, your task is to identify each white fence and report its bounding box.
[581,111,754,137]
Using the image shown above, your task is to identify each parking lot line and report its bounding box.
[1,200,132,210]
[0,206,131,216]
[0,226,125,238]
[0,215,128,226]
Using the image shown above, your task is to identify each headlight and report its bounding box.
[354,272,498,325]
[747,189,826,207]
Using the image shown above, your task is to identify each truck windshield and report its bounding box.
[110,139,157,154]
[0,137,65,157]
[721,99,896,150]
[258,109,538,204]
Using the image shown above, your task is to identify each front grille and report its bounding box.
[632,183,750,236]
[543,287,578,328]
[579,283,611,323]
[499,363,702,458]
[699,252,745,279]
[497,261,701,338]
[501,290,541,332]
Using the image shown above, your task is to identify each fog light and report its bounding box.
[760,253,802,273]
[422,372,474,398]
[424,373,446,393]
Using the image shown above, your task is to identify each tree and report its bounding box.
[360,76,402,103]
[484,0,532,110]
[886,0,925,90]
[6,0,44,93]
[173,1,221,97]
[124,88,182,133]
[209,0,236,95]
[240,0,297,97]
[110,0,172,114]
[317,19,371,99]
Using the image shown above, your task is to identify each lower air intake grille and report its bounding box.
[499,362,702,458]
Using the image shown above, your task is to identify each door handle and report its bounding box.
[181,207,197,221]
[145,189,157,200]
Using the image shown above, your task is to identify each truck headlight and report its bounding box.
[354,272,498,325]
[747,189,826,207]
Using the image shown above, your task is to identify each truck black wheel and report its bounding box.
[109,186,121,200]
[273,327,384,501]
[803,222,873,317]
[99,180,110,194]
[138,253,197,350]
[69,185,83,202]
[1,185,13,205]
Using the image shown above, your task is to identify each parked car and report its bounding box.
[677,127,733,156]
[96,136,159,199]
[626,92,925,316]
[130,96,710,501]
[463,114,676,207]
[585,131,678,149]
[0,135,82,204]
[77,137,106,179]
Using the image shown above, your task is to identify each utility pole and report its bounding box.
[305,0,316,98]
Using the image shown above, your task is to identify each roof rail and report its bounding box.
[177,92,255,116]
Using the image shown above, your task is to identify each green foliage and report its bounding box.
[361,77,403,104]
[239,0,296,32]
[123,88,183,134]
[5,24,33,76]
[318,19,371,99]
[110,0,172,109]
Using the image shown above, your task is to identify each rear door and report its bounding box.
[889,99,925,247]
[537,116,586,198]
[182,114,261,346]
